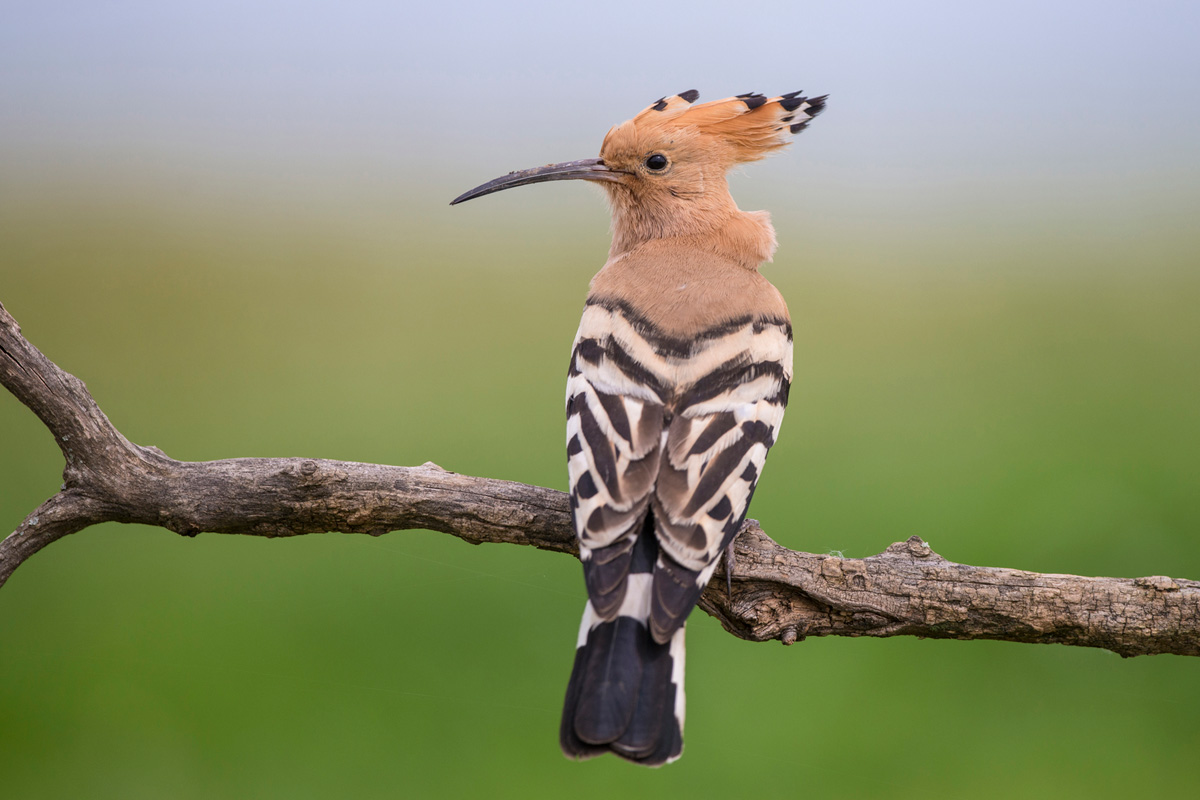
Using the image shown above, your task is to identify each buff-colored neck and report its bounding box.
[604,182,777,270]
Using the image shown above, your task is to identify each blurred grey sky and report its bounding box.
[2,1,1198,272]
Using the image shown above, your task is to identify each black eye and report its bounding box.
[645,154,669,171]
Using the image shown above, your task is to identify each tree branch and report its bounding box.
[3,299,1197,658]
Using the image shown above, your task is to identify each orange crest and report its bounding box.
[603,90,827,168]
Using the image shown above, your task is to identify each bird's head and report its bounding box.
[452,90,826,260]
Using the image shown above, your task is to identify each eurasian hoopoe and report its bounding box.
[452,89,826,766]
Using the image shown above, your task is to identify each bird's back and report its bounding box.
[562,240,792,764]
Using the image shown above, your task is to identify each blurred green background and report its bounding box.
[3,2,1199,798]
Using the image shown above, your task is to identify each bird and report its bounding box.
[451,89,826,766]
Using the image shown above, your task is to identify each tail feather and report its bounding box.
[561,528,686,766]
[559,632,610,761]
[610,624,684,762]
[560,610,685,766]
[574,616,644,743]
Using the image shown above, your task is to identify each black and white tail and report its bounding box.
[560,515,685,766]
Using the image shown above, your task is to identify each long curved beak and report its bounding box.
[450,158,624,205]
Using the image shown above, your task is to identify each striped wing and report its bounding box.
[647,322,791,642]
[566,338,665,619]
[647,344,789,641]
[567,301,792,636]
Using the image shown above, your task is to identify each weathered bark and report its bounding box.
[3,299,1197,657]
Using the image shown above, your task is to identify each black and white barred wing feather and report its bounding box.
[648,320,791,643]
[565,335,665,619]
